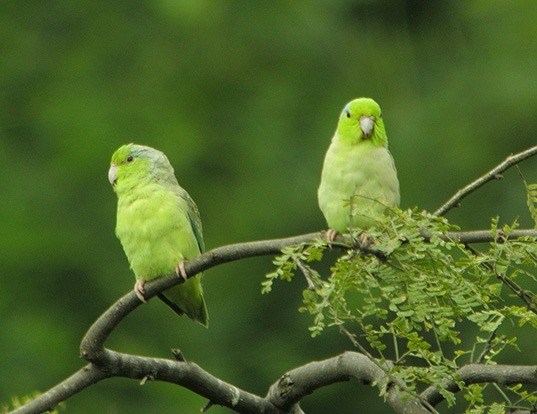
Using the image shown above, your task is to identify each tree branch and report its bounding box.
[445,229,537,314]
[10,365,106,414]
[80,228,536,359]
[80,232,324,360]
[433,146,537,314]
[11,352,285,414]
[266,351,430,414]
[444,229,537,244]
[435,145,537,216]
[11,228,537,413]
[421,364,537,406]
[464,243,537,315]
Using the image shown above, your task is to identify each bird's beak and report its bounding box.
[359,116,375,138]
[108,163,118,186]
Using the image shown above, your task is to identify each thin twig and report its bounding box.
[296,259,317,290]
[465,244,537,315]
[475,327,499,364]
[435,145,537,216]
[492,382,513,406]
[444,229,537,244]
[201,400,214,413]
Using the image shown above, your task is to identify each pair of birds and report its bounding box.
[108,98,400,327]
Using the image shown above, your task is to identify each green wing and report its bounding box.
[159,185,208,327]
[176,187,204,253]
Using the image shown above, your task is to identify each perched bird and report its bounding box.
[109,144,208,327]
[318,98,400,240]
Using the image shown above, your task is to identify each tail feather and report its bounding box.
[158,276,208,328]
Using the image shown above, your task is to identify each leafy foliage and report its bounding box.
[1,393,64,414]
[522,177,537,228]
[265,207,537,412]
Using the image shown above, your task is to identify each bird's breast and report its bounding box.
[318,140,400,231]
[115,185,195,280]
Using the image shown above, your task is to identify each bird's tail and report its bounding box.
[158,275,208,327]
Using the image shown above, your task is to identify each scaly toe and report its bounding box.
[134,280,147,303]
[357,232,371,248]
[175,261,188,281]
[326,229,338,243]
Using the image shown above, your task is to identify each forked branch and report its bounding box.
[435,145,537,216]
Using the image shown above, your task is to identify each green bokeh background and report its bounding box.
[1,1,536,413]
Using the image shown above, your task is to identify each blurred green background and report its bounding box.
[1,1,536,413]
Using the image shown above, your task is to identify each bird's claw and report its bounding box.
[357,231,371,248]
[134,280,147,303]
[175,261,188,281]
[326,229,338,243]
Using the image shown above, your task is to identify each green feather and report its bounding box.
[318,98,400,232]
[110,144,208,327]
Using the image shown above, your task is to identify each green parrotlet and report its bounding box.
[318,98,400,240]
[109,144,208,327]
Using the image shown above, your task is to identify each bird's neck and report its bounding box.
[114,175,155,200]
[336,122,388,148]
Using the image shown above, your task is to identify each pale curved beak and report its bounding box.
[108,163,118,186]
[359,116,375,138]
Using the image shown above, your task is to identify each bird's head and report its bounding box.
[336,98,387,146]
[109,144,175,193]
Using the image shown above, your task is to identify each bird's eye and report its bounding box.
[126,156,134,163]
[345,110,351,118]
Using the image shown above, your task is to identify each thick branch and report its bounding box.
[13,228,537,413]
[13,350,442,414]
[103,350,283,414]
[422,364,537,406]
[11,351,285,414]
[11,365,106,414]
[435,145,537,216]
[266,351,430,414]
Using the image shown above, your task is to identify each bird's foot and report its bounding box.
[175,261,188,281]
[325,229,339,250]
[326,228,339,243]
[356,231,371,248]
[134,280,147,303]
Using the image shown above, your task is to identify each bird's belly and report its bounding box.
[116,195,198,281]
[319,145,399,231]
